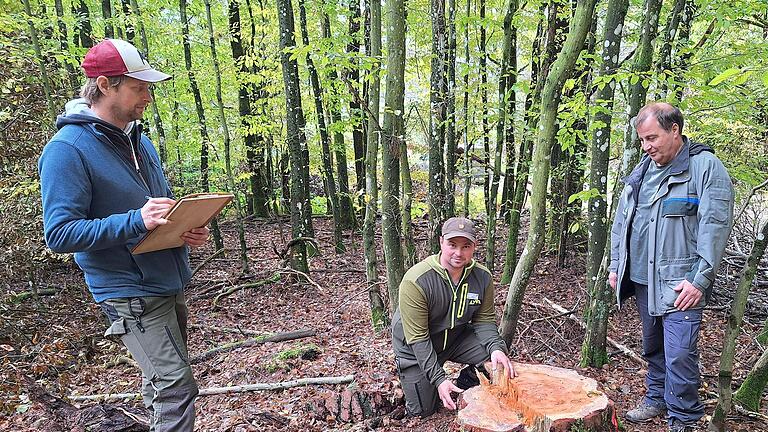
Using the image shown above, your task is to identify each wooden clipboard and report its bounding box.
[131,192,234,254]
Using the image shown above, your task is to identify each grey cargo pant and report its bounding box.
[101,292,198,432]
[396,329,488,417]
[634,283,704,425]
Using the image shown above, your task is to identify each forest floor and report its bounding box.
[1,216,766,431]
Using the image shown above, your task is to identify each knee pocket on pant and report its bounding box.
[121,324,190,379]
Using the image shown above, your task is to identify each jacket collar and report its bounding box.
[622,136,714,194]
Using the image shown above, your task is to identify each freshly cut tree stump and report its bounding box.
[457,363,618,432]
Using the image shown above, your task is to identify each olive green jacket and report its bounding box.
[391,254,506,386]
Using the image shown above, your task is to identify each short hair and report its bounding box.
[80,76,124,104]
[635,102,684,134]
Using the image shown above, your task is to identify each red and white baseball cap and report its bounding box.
[81,39,171,82]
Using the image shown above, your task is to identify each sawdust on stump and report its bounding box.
[457,363,618,432]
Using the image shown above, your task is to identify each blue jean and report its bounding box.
[634,283,704,425]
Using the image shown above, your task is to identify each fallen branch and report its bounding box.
[12,288,56,302]
[279,268,324,292]
[68,375,355,402]
[543,297,646,367]
[212,271,281,307]
[192,248,225,278]
[190,329,316,364]
[188,324,269,337]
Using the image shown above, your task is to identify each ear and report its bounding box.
[671,122,680,135]
[95,76,112,95]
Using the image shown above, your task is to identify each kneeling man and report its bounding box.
[392,217,515,417]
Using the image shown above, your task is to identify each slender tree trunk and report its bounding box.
[444,0,458,218]
[461,0,471,217]
[277,0,312,273]
[54,0,79,96]
[180,0,224,252]
[23,0,56,125]
[120,0,134,43]
[619,0,663,177]
[670,1,696,103]
[580,0,629,368]
[655,0,686,100]
[204,0,249,271]
[347,0,366,211]
[129,0,167,166]
[710,219,768,430]
[298,0,344,253]
[102,0,114,38]
[428,0,447,254]
[72,0,94,48]
[479,0,490,219]
[363,0,387,331]
[228,0,270,217]
[320,10,355,230]
[733,342,768,412]
[381,0,406,311]
[499,0,599,345]
[400,138,416,267]
[487,0,518,272]
[501,11,543,284]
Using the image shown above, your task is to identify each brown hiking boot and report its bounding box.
[625,402,666,423]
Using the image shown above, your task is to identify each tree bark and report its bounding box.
[654,0,686,100]
[710,219,768,430]
[400,138,417,267]
[487,0,518,272]
[277,0,312,273]
[23,0,56,125]
[619,0,663,177]
[227,0,271,217]
[298,0,344,253]
[499,0,599,345]
[72,0,94,49]
[129,0,168,166]
[381,0,407,311]
[102,0,114,39]
[462,0,472,217]
[347,0,366,211]
[363,0,388,331]
[203,0,249,272]
[180,0,225,252]
[444,0,458,218]
[320,9,355,230]
[54,0,80,96]
[428,0,448,254]
[580,0,629,368]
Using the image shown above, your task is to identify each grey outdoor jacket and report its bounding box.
[609,138,734,316]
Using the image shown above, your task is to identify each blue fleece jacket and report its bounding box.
[38,99,191,302]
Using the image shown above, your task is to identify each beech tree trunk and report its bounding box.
[54,0,79,96]
[102,0,114,38]
[180,0,224,252]
[381,0,406,311]
[400,138,417,268]
[23,0,56,125]
[580,0,630,368]
[710,219,768,430]
[129,0,167,166]
[320,10,355,230]
[428,0,447,254]
[227,0,271,217]
[204,0,249,272]
[444,0,458,218]
[72,0,94,49]
[363,0,387,331]
[499,0,599,345]
[461,0,472,217]
[347,0,366,210]
[298,0,344,253]
[654,0,686,100]
[619,0,663,176]
[277,0,312,273]
[501,10,543,285]
[487,0,518,272]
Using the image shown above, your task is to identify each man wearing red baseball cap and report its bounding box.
[38,39,207,431]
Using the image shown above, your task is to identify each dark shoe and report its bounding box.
[625,402,666,423]
[456,365,488,390]
[669,418,695,432]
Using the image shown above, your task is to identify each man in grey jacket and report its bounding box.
[609,103,734,432]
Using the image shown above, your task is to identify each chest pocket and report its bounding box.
[662,197,699,217]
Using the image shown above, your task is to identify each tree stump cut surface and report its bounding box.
[457,363,618,432]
